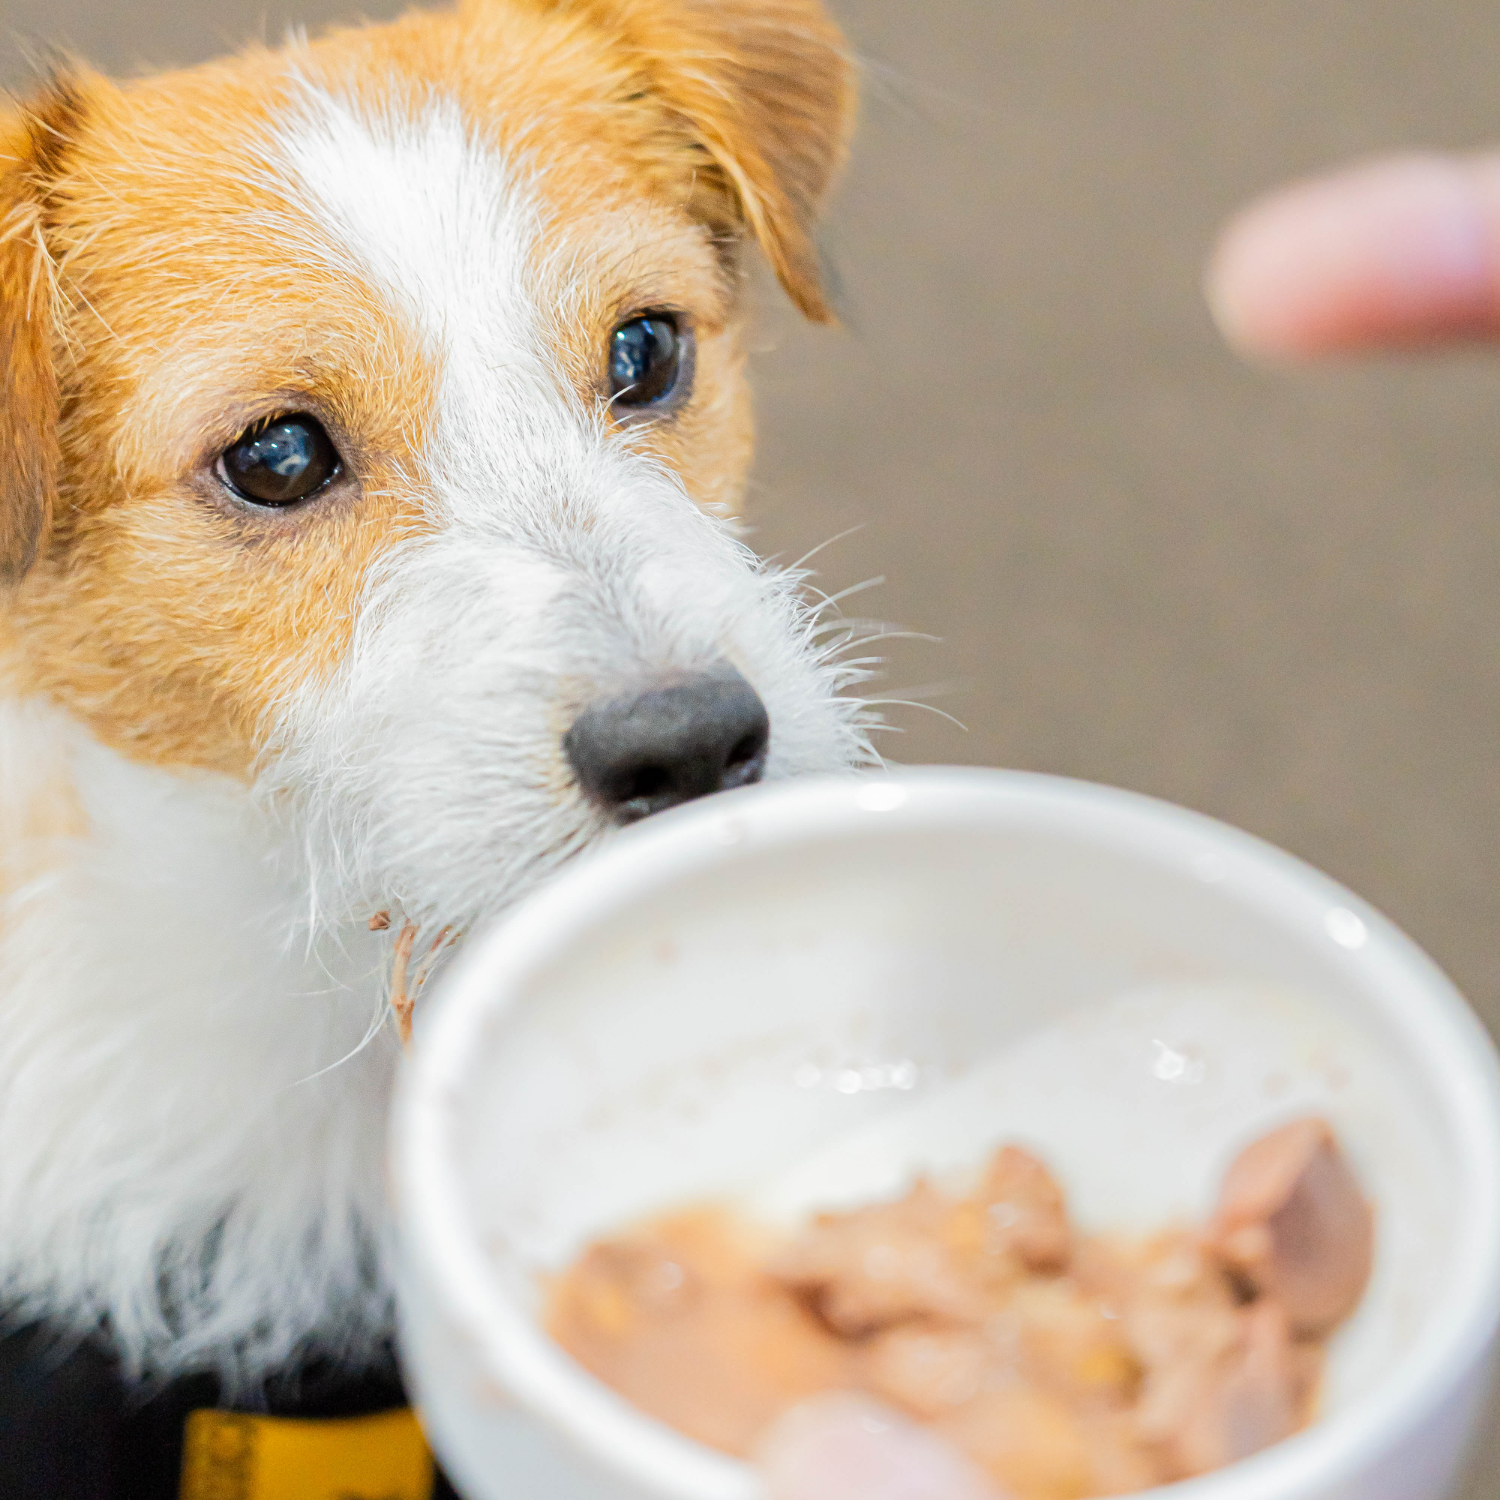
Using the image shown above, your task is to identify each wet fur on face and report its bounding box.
[0,0,873,1388]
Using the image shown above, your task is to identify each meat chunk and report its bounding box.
[769,1179,995,1333]
[964,1146,1073,1273]
[933,1386,1097,1500]
[1084,1233,1244,1457]
[1080,1231,1319,1480]
[770,1149,1071,1336]
[1207,1116,1374,1336]
[1003,1278,1140,1406]
[547,1212,853,1454]
[1161,1300,1319,1478]
[861,1324,996,1418]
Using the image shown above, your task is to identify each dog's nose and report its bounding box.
[565,667,771,824]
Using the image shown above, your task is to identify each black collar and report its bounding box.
[0,1322,457,1500]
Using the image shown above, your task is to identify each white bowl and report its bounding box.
[391,768,1500,1500]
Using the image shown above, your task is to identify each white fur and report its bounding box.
[0,83,875,1388]
[274,85,546,443]
[0,698,395,1388]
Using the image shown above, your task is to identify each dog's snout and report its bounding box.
[565,667,770,824]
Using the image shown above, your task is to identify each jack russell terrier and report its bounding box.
[0,0,875,1492]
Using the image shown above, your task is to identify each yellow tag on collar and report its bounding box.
[179,1406,434,1500]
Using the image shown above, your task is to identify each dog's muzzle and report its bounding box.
[565,664,770,824]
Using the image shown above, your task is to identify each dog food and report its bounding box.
[547,1117,1372,1498]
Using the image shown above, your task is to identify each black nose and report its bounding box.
[565,667,771,824]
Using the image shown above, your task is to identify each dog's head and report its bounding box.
[0,0,876,931]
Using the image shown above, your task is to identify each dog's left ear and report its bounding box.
[0,79,78,583]
[547,0,855,322]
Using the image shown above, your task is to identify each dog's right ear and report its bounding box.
[610,0,855,324]
[518,0,854,323]
[1,79,78,583]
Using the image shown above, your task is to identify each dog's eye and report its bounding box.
[608,316,682,407]
[215,414,342,507]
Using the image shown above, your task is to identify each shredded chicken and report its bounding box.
[385,920,457,1047]
[547,1119,1373,1499]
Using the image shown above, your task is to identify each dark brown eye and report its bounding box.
[216,414,341,507]
[608,316,683,407]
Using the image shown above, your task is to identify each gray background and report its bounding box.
[6,2,1500,1490]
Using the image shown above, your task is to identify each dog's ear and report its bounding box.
[547,0,855,322]
[0,78,78,583]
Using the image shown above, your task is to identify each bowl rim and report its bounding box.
[393,766,1500,1500]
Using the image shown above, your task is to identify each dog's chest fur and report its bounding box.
[0,694,396,1386]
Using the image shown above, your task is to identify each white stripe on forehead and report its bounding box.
[272,82,544,386]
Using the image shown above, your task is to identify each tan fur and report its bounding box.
[0,60,445,775]
[0,83,76,581]
[0,0,853,776]
[510,0,854,321]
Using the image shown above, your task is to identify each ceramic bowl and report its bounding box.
[392,768,1500,1500]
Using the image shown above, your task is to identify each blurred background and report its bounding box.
[6,2,1500,1487]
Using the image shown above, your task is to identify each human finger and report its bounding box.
[1207,152,1500,357]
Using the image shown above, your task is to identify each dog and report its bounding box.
[0,0,875,1490]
